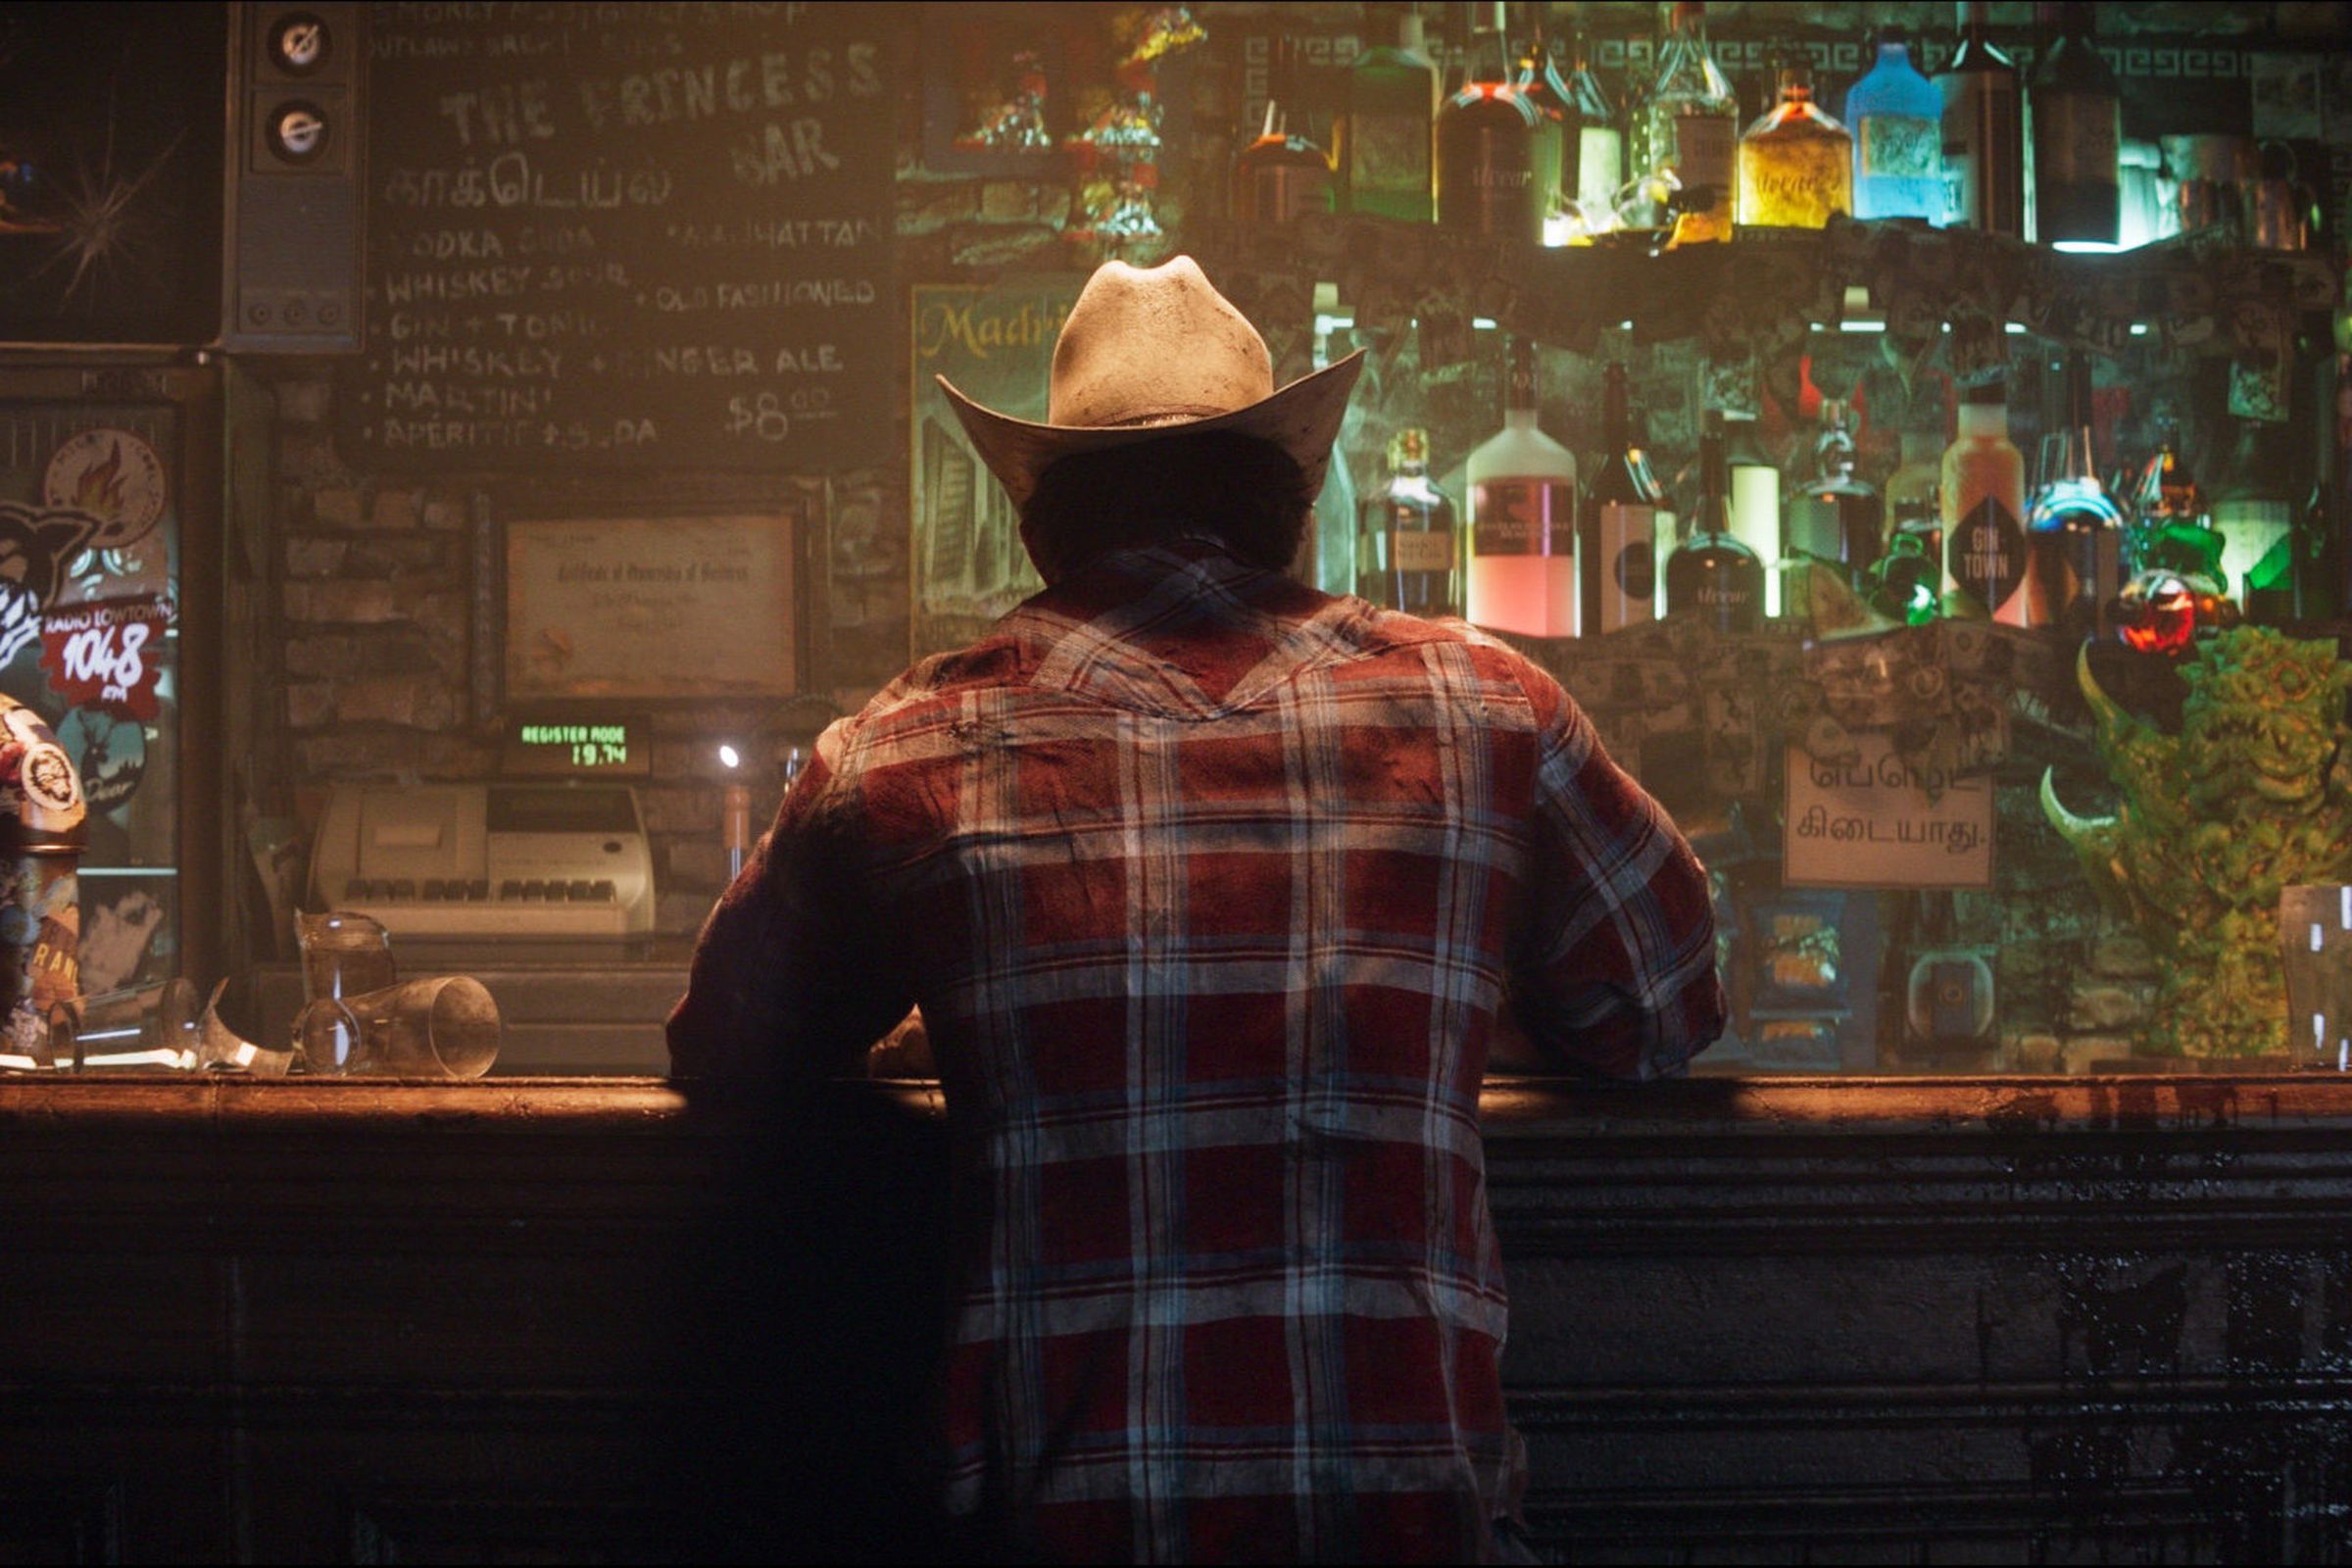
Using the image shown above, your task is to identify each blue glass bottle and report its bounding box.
[1842,25,1943,220]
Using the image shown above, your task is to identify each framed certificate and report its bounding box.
[503,512,797,702]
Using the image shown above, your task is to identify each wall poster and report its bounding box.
[505,514,796,702]
[909,277,1078,661]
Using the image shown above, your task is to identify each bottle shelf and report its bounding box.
[1189,215,2339,370]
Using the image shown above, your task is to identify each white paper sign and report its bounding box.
[1783,733,1994,890]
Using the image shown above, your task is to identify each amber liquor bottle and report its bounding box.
[1233,36,1336,220]
[1359,428,1462,616]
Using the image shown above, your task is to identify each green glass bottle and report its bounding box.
[1341,4,1440,221]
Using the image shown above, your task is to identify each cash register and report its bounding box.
[306,720,658,949]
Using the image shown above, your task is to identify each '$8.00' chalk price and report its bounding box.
[725,387,835,442]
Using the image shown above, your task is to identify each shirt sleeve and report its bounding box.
[665,738,915,1086]
[1506,672,1727,1080]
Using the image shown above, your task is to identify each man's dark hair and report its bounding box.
[1020,431,1314,579]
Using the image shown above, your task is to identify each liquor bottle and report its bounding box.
[1581,361,1664,637]
[1937,0,2024,235]
[1559,22,1623,230]
[2022,352,2126,635]
[1667,413,1764,632]
[1877,427,1944,617]
[1633,0,1739,245]
[1340,4,1439,221]
[1738,61,1853,229]
[1467,337,1578,635]
[1509,6,1568,241]
[2028,0,2120,248]
[1232,36,1336,221]
[2214,419,2296,621]
[1785,399,1884,576]
[1940,380,2029,622]
[2127,420,2226,593]
[1842,25,1943,221]
[1635,406,1680,616]
[1723,411,1784,616]
[1436,1,1544,243]
[1359,427,1462,616]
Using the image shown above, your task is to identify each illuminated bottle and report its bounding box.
[1843,25,1943,221]
[1937,0,2024,234]
[1558,22,1623,233]
[1667,414,1763,632]
[1580,361,1661,636]
[1737,61,1853,229]
[1509,5,1567,241]
[1940,381,2029,622]
[1785,399,1883,577]
[1467,336,1578,635]
[1436,1,1544,244]
[2022,352,2126,635]
[2127,420,2226,593]
[1877,427,1944,620]
[1633,0,1738,244]
[1722,411,1783,616]
[1359,427,1462,616]
[1340,4,1438,221]
[1232,36,1335,221]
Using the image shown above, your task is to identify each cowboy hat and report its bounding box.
[937,256,1364,514]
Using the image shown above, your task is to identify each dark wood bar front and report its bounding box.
[8,1074,2352,1563]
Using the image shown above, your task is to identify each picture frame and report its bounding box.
[501,511,799,704]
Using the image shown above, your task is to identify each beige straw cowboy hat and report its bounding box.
[937,256,1365,513]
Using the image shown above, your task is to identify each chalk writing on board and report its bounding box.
[1782,734,1995,890]
[342,3,892,472]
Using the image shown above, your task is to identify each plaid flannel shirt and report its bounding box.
[669,537,1723,1563]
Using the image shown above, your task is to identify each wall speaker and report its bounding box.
[222,4,366,352]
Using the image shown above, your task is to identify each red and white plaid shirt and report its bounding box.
[669,537,1723,1562]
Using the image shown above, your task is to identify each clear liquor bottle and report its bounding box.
[1580,361,1663,636]
[1559,23,1622,230]
[1232,36,1336,221]
[1937,0,2024,234]
[1940,381,2029,622]
[1633,0,1738,244]
[1667,414,1764,632]
[1510,4,1568,240]
[1723,410,1784,616]
[1360,427,1462,616]
[2022,352,2126,635]
[1436,1,1544,243]
[1843,25,1943,220]
[1340,4,1438,221]
[1467,337,1578,635]
[2028,0,2120,248]
[1786,399,1884,577]
[1738,61,1853,229]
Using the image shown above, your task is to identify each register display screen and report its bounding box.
[487,786,640,836]
[503,718,650,777]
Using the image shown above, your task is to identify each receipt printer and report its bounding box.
[308,783,656,943]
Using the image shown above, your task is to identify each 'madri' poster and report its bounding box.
[909,278,1079,661]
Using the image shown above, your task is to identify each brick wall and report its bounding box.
[242,14,1139,948]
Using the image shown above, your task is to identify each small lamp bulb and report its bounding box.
[717,743,741,770]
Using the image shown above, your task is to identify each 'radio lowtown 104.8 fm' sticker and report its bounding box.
[43,430,167,550]
[39,596,171,721]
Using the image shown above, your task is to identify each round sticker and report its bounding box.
[19,742,81,818]
[56,707,145,812]
[43,429,167,550]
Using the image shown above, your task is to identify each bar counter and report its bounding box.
[7,1073,2352,1562]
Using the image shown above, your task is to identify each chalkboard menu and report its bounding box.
[341,2,892,472]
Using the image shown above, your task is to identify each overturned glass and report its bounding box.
[296,975,501,1079]
[58,977,202,1070]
